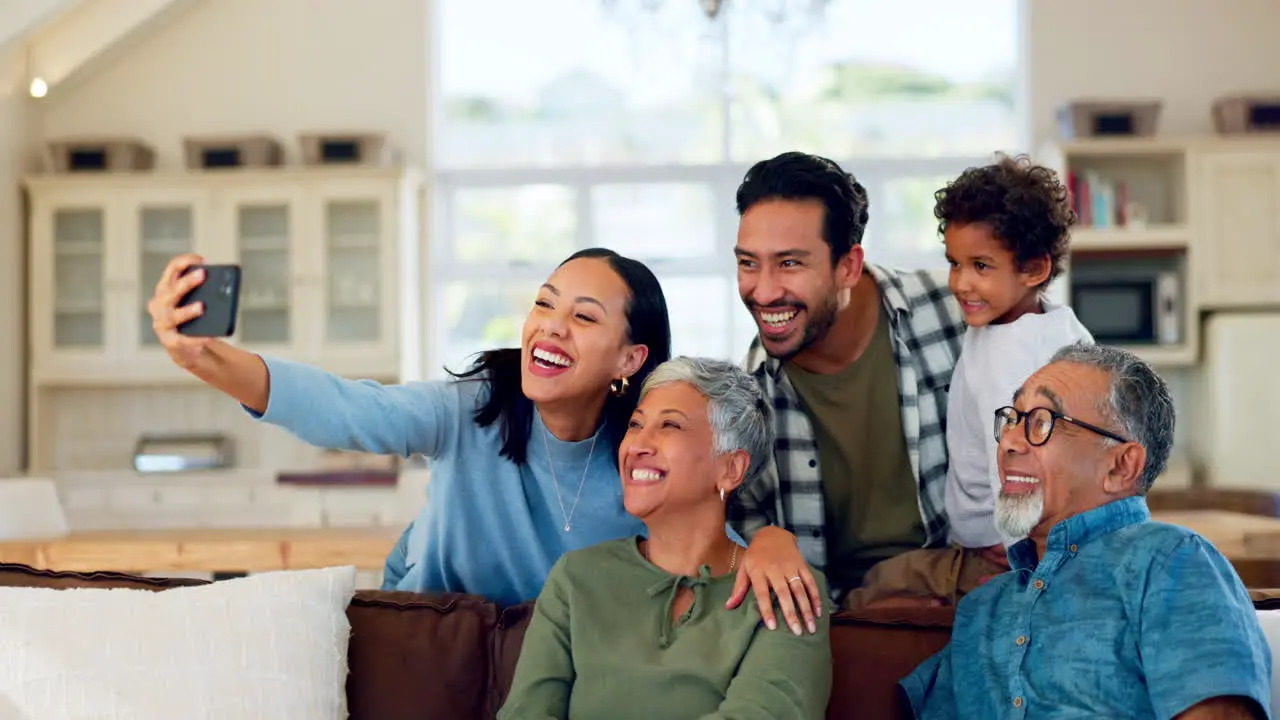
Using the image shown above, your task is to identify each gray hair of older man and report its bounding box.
[638,356,774,486]
[1049,342,1175,493]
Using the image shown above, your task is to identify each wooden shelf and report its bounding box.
[1054,137,1194,156]
[1117,343,1197,368]
[1072,225,1190,252]
[1047,137,1201,368]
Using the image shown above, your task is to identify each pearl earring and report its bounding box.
[719,487,725,502]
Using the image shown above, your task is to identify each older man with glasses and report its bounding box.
[899,342,1272,720]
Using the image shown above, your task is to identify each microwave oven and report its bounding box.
[1069,264,1180,345]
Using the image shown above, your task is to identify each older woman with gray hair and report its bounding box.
[499,356,833,720]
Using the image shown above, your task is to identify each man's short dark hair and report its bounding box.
[933,153,1075,285]
[735,151,870,265]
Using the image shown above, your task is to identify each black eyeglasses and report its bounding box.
[993,406,1130,447]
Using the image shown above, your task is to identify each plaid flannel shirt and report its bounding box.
[729,263,966,585]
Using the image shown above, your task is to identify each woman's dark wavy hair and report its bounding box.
[447,248,672,466]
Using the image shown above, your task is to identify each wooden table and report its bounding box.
[1,512,1277,577]
[1152,510,1280,559]
[0,527,402,573]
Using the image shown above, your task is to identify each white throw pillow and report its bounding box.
[1256,609,1280,719]
[0,565,357,720]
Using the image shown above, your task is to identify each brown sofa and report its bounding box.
[0,562,948,718]
[6,561,1276,718]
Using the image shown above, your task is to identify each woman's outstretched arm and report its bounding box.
[149,253,455,458]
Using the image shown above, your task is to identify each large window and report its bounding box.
[429,0,1022,375]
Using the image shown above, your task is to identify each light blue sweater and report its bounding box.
[248,356,647,606]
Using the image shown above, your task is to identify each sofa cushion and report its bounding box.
[345,590,498,720]
[0,565,497,720]
[491,603,535,713]
[0,565,356,720]
[829,606,954,719]
[1254,608,1280,719]
[489,601,951,720]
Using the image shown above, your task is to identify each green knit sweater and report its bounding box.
[498,537,833,720]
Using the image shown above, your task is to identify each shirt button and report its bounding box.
[808,458,817,468]
[1033,579,1045,590]
[1013,697,1023,708]
[810,529,822,538]
[1069,544,1078,553]
[1015,635,1027,646]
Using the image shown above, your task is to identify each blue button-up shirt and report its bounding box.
[900,496,1273,719]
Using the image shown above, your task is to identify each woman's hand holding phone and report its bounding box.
[146,254,270,412]
[147,253,215,370]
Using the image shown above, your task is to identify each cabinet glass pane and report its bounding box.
[237,205,290,344]
[53,208,105,348]
[326,200,380,342]
[138,206,194,346]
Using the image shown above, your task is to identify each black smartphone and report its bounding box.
[176,264,242,337]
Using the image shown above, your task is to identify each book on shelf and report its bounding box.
[1066,170,1136,229]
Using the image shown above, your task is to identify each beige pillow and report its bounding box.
[0,565,356,719]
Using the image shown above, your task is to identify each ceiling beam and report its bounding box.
[0,0,80,55]
[28,0,198,96]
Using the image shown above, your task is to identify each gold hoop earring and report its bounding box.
[610,376,629,397]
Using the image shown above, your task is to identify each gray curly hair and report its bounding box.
[1049,342,1175,492]
[639,356,774,484]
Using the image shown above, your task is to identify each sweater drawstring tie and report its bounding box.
[647,564,714,650]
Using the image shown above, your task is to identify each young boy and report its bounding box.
[843,153,1093,610]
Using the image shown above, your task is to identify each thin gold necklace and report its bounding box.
[644,541,738,574]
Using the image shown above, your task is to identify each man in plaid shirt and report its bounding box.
[724,152,966,627]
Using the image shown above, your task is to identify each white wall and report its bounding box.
[0,49,32,474]
[1027,0,1280,149]
[34,0,430,169]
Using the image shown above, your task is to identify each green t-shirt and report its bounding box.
[499,537,832,720]
[784,302,926,593]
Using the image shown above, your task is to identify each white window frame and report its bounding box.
[427,155,997,373]
[423,0,1030,375]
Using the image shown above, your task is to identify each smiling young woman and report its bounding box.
[146,247,671,606]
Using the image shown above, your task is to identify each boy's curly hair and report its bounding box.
[933,153,1075,285]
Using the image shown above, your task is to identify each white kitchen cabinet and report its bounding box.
[29,186,213,382]
[213,183,307,363]
[24,166,423,474]
[25,166,422,385]
[1200,312,1280,489]
[1196,151,1280,308]
[30,191,116,374]
[311,180,403,375]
